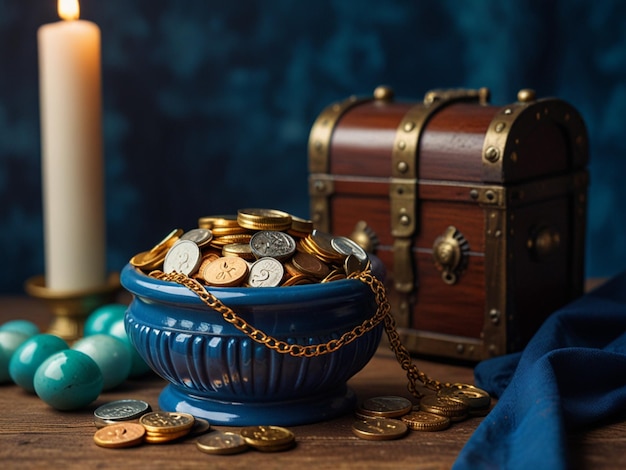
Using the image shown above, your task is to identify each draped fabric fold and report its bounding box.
[453,272,626,470]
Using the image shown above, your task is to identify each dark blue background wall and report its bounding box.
[1,0,625,293]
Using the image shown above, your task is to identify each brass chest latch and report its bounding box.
[432,226,470,285]
[389,87,488,324]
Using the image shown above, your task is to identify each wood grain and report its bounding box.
[1,297,624,469]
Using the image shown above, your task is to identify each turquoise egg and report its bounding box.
[84,304,127,336]
[0,320,40,338]
[34,350,103,411]
[0,331,30,383]
[9,334,69,392]
[72,334,131,390]
[106,318,152,378]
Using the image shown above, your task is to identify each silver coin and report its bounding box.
[180,228,213,247]
[94,399,152,421]
[249,231,296,261]
[331,236,369,263]
[163,239,202,275]
[248,257,284,287]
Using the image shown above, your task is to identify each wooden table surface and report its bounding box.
[1,296,625,469]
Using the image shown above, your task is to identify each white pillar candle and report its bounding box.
[38,0,106,291]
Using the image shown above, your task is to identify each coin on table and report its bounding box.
[144,429,191,444]
[351,417,408,441]
[139,411,195,434]
[93,399,152,428]
[437,383,491,414]
[419,394,470,422]
[240,425,295,451]
[196,431,249,455]
[181,228,213,248]
[93,422,146,448]
[94,399,152,422]
[247,257,284,287]
[401,410,451,432]
[201,256,249,287]
[359,396,414,418]
[187,417,211,437]
[163,240,202,276]
[237,208,293,231]
[250,231,296,261]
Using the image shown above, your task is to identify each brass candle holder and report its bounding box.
[24,273,121,342]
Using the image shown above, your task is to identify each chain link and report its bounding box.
[148,269,450,398]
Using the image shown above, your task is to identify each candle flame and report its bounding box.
[58,0,80,21]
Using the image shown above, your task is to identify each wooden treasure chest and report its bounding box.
[308,86,588,361]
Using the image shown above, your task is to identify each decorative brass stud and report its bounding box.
[432,226,469,285]
[517,89,536,103]
[373,85,394,101]
[403,121,416,132]
[484,146,500,163]
[489,309,501,325]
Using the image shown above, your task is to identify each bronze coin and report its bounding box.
[93,423,146,448]
[201,256,249,287]
[292,251,331,279]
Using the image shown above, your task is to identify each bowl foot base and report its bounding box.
[158,383,357,426]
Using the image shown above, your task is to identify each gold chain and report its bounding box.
[148,269,450,398]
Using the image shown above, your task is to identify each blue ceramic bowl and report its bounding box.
[121,263,383,426]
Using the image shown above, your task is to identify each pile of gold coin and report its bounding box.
[196,425,296,455]
[129,208,370,287]
[93,409,208,448]
[140,411,198,444]
[352,384,491,439]
[92,400,298,454]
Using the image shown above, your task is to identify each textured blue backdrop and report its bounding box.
[1,0,625,293]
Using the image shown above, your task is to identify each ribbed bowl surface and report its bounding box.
[121,264,383,402]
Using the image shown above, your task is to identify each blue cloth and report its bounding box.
[453,272,626,470]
